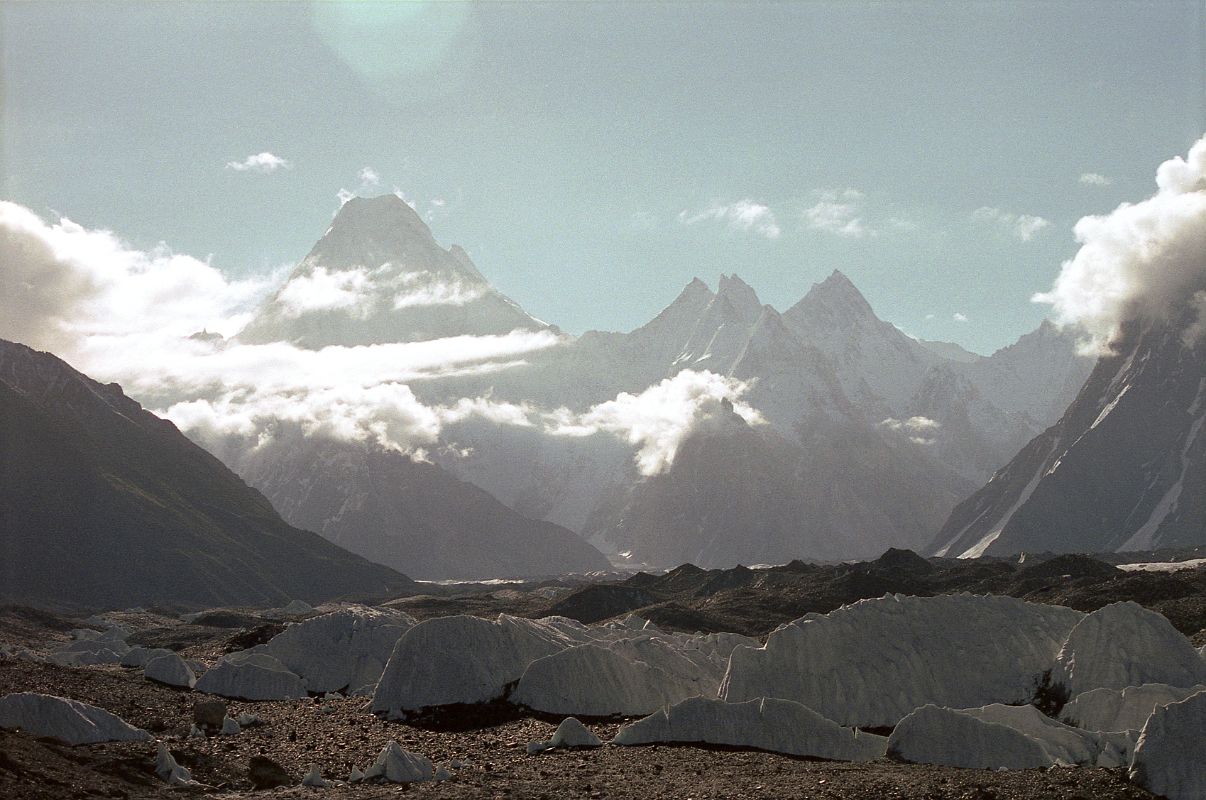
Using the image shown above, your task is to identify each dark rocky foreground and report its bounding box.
[2,549,1202,799]
[0,659,1154,800]
[391,548,1206,641]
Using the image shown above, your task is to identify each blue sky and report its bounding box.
[2,1,1202,353]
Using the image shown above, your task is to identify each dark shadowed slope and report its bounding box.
[0,339,411,609]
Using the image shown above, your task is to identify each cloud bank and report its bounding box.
[0,202,762,476]
[0,201,273,354]
[1033,134,1206,353]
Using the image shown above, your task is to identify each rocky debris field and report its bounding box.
[0,660,1155,800]
[2,549,1204,799]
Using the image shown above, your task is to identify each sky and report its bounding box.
[2,1,1203,354]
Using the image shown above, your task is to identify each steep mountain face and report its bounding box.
[0,339,410,610]
[229,432,610,580]
[169,195,1088,575]
[238,195,545,347]
[933,310,1206,558]
[782,270,942,415]
[580,404,971,568]
[430,271,1085,568]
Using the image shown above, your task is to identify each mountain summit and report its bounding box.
[238,194,545,347]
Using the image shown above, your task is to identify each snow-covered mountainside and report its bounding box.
[172,194,1089,574]
[933,308,1206,558]
[0,338,410,608]
[433,272,1088,568]
[238,194,546,347]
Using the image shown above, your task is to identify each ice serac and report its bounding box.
[143,653,197,689]
[720,594,1082,728]
[1060,683,1206,732]
[0,693,152,745]
[1049,602,1206,697]
[254,606,416,694]
[887,705,1061,769]
[194,653,307,701]
[0,339,410,609]
[934,307,1206,557]
[1129,689,1206,800]
[370,615,573,717]
[238,194,546,347]
[511,642,707,717]
[613,696,886,762]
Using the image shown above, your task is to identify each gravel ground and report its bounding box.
[0,660,1157,800]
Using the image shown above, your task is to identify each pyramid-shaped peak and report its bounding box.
[330,193,428,233]
[816,269,863,296]
[716,273,763,317]
[790,269,875,317]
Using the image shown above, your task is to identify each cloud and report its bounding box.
[953,312,968,323]
[925,313,936,320]
[1079,172,1113,187]
[392,275,486,309]
[547,370,764,476]
[358,166,381,187]
[971,207,1050,242]
[801,189,875,238]
[226,152,291,173]
[276,266,376,318]
[0,201,562,457]
[1033,134,1206,353]
[678,199,781,239]
[0,201,274,354]
[338,167,391,206]
[879,415,941,446]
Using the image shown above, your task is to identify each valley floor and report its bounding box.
[0,660,1154,800]
[3,550,1204,799]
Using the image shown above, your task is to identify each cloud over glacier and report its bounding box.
[0,202,760,473]
[547,371,764,476]
[1034,134,1206,353]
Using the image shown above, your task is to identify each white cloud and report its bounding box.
[925,313,936,320]
[678,199,781,239]
[547,370,764,476]
[226,152,291,173]
[276,266,376,318]
[1079,172,1113,187]
[0,201,562,457]
[879,415,941,446]
[953,312,969,323]
[802,189,875,238]
[337,167,392,206]
[0,201,274,353]
[358,166,381,187]
[1034,134,1206,353]
[392,277,486,309]
[971,206,1051,242]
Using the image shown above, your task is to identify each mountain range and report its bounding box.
[209,195,1095,571]
[8,190,1200,597]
